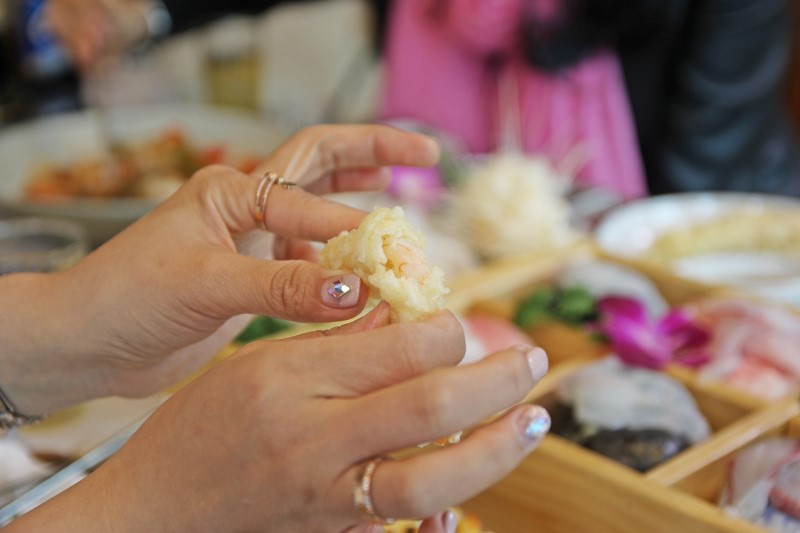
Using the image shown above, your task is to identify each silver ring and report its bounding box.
[255,171,298,231]
[353,457,395,524]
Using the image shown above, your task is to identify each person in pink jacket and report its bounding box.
[381,0,646,200]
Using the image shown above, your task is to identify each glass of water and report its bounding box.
[0,218,88,275]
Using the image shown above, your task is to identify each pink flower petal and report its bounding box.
[598,296,648,323]
[656,309,711,350]
[598,297,712,371]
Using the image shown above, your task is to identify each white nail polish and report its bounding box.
[516,345,549,382]
[443,510,457,533]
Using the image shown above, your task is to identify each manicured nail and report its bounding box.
[321,274,360,308]
[516,345,548,382]
[517,405,551,447]
[442,509,457,533]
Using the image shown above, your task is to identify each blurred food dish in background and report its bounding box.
[0,104,287,244]
[25,127,261,201]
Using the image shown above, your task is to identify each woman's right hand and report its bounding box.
[8,306,550,532]
[0,125,438,418]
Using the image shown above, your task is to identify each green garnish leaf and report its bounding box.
[554,286,599,324]
[236,316,291,343]
[514,287,556,328]
[514,285,599,328]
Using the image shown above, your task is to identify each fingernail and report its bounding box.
[442,509,457,533]
[516,345,548,382]
[363,301,391,328]
[517,405,550,448]
[321,274,360,308]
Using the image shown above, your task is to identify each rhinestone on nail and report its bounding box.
[327,280,352,299]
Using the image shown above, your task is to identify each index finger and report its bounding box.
[320,311,467,395]
[258,125,441,194]
[263,181,368,241]
[179,165,368,242]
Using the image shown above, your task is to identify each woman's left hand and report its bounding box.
[0,125,439,415]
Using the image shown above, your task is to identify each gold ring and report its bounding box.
[255,171,298,231]
[353,457,395,524]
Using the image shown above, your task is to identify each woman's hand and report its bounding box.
[46,0,153,70]
[8,307,550,532]
[0,125,439,416]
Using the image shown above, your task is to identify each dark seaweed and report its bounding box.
[550,403,690,472]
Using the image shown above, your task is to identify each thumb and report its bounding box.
[213,254,369,323]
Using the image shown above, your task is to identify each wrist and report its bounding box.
[0,272,114,416]
[3,455,138,533]
[0,384,45,428]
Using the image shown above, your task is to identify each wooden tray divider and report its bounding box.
[464,437,768,533]
[647,399,800,499]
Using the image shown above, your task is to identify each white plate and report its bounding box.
[594,192,800,306]
[18,395,167,459]
[0,105,288,243]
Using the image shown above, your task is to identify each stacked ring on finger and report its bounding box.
[353,456,395,524]
[255,171,298,231]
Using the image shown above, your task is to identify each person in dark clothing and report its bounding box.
[159,0,300,33]
[521,0,800,195]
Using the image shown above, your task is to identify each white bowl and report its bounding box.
[594,192,800,306]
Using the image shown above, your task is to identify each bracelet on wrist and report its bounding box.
[0,382,45,429]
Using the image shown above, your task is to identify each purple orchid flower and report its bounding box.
[597,296,712,370]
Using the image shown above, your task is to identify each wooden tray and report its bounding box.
[461,361,793,533]
[443,243,799,532]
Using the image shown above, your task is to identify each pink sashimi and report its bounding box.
[724,358,798,400]
[689,297,800,397]
[465,314,533,354]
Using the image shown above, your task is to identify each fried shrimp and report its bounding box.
[320,206,448,322]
